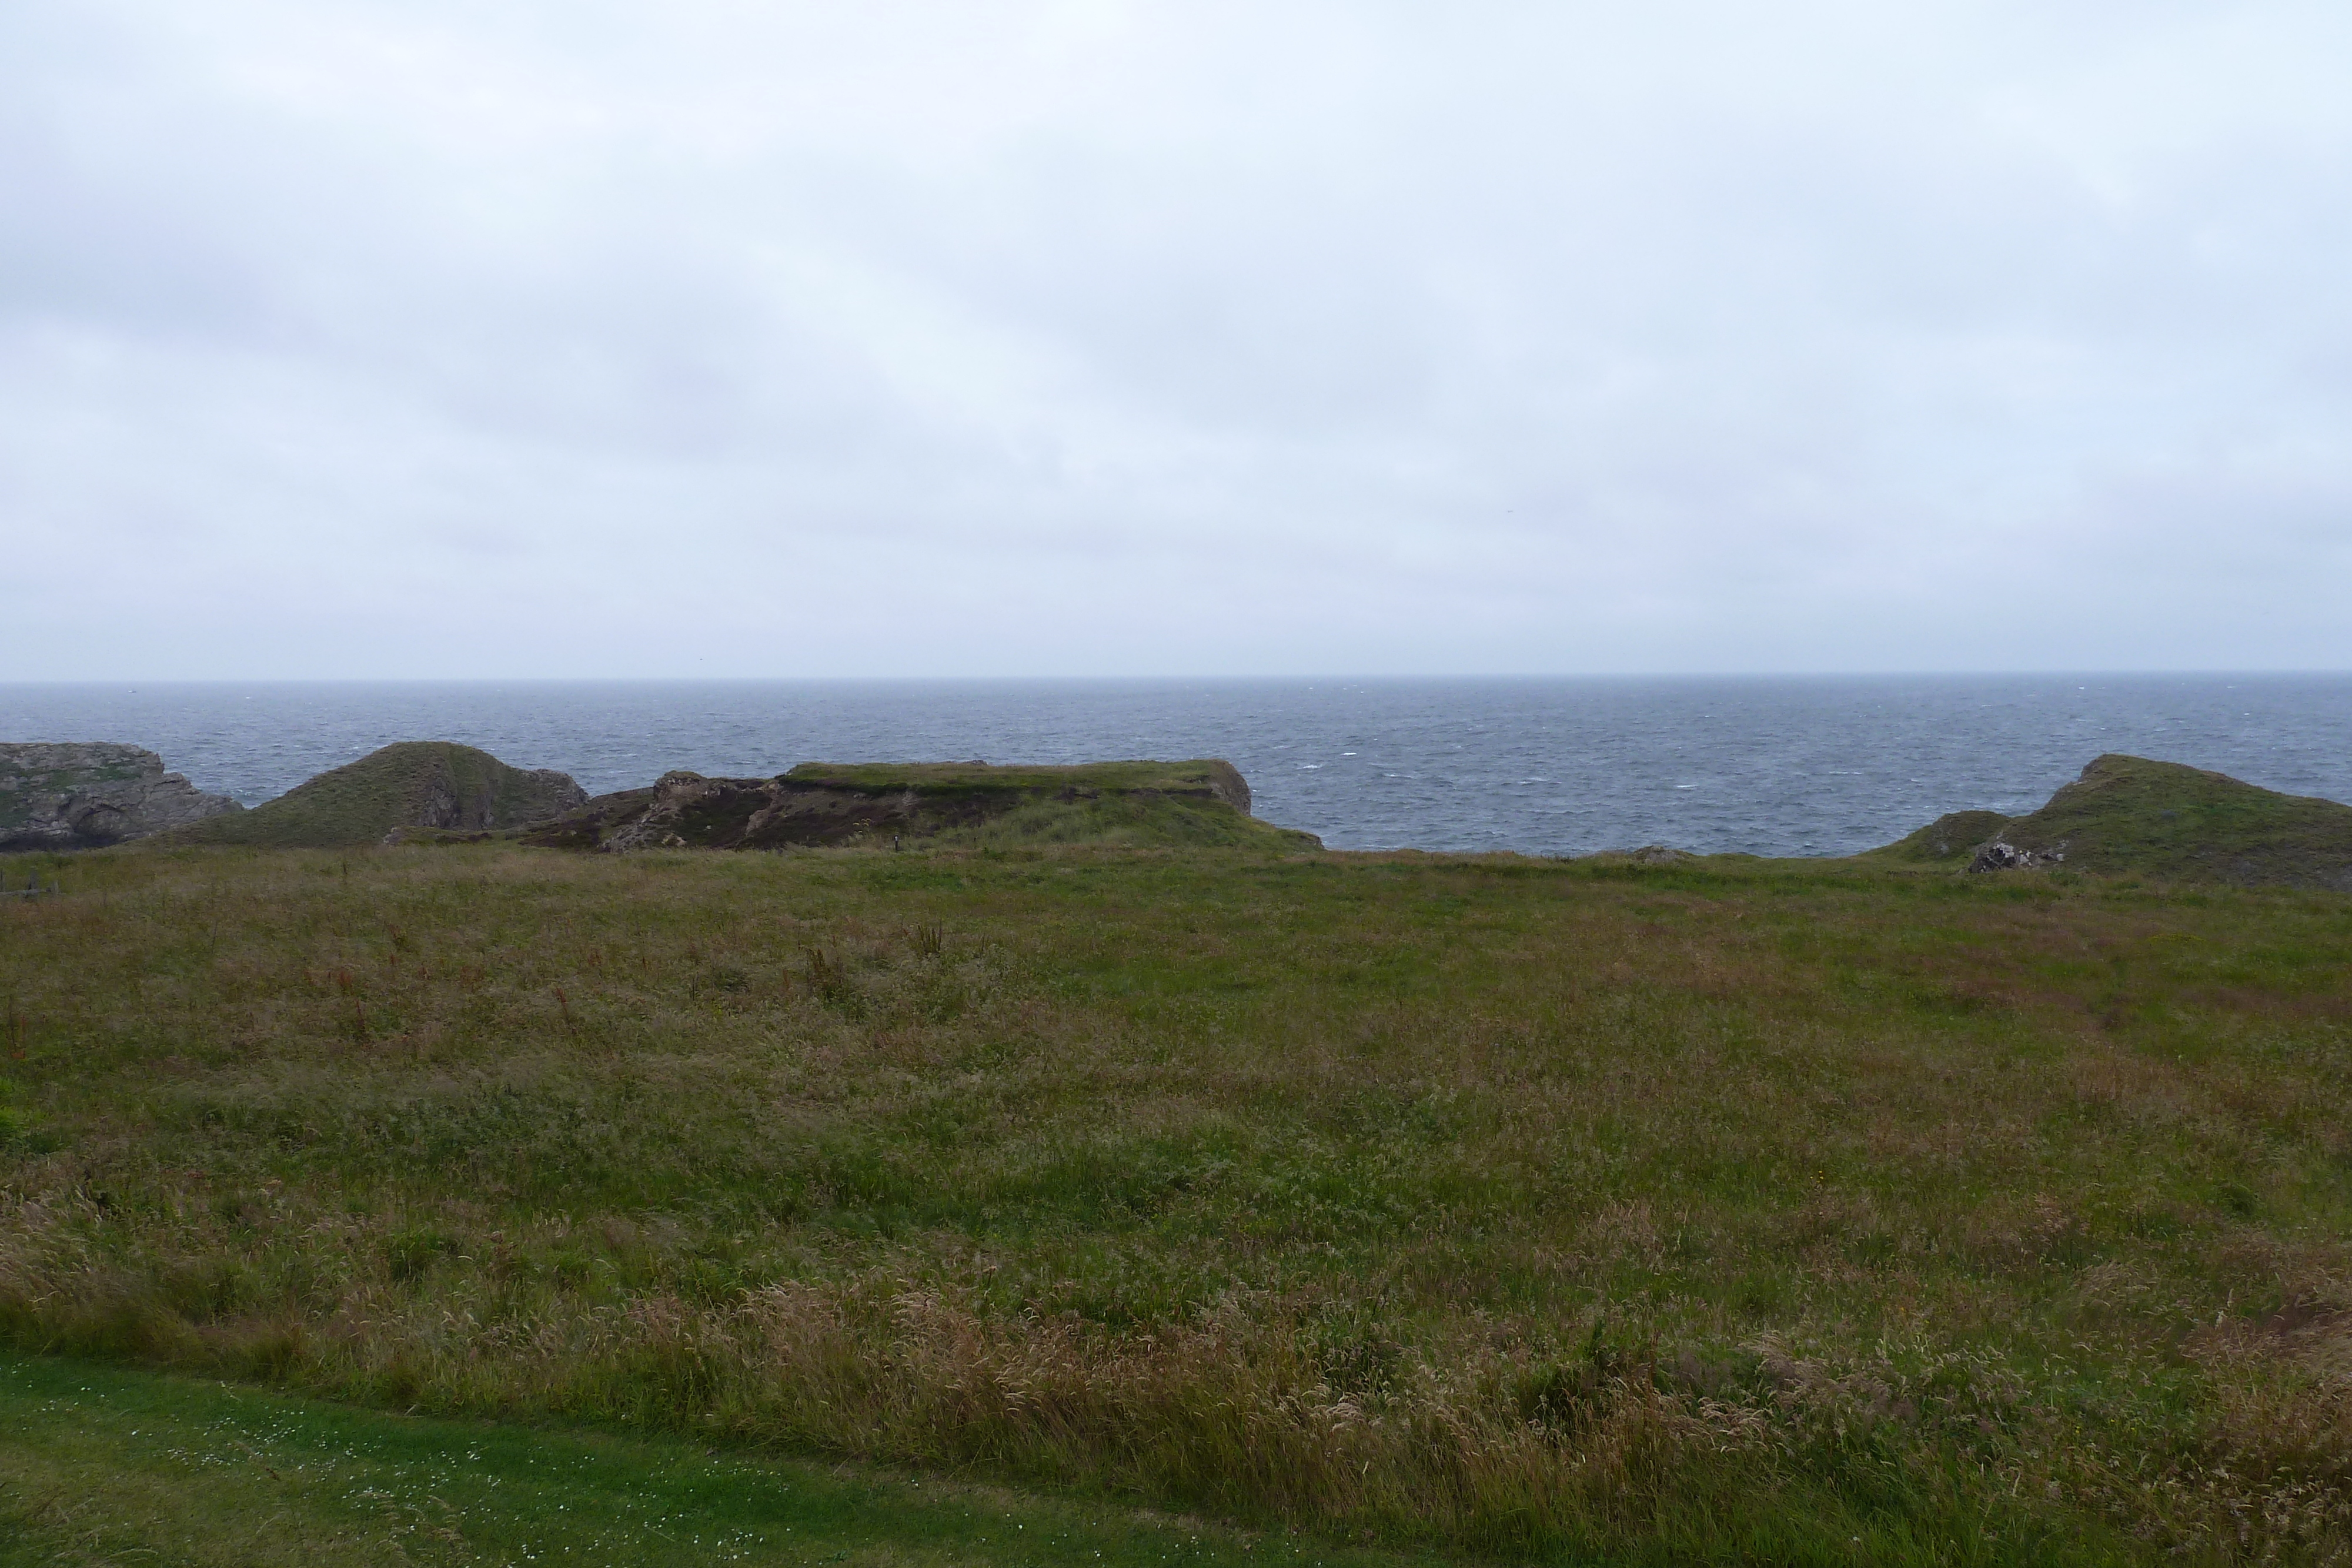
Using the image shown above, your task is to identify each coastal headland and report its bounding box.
[3,741,2348,1563]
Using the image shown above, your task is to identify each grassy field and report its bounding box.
[4,840,2350,1562]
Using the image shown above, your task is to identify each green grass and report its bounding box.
[4,840,2350,1562]
[0,1352,1420,1567]
[161,743,582,849]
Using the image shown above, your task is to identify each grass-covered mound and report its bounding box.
[523,758,1317,852]
[160,741,586,849]
[5,841,2350,1560]
[1874,753,2352,888]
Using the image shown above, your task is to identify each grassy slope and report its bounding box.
[1871,755,2352,887]
[165,743,580,850]
[4,843,2350,1561]
[0,1354,1409,1568]
[1870,810,2015,864]
[1999,755,2352,887]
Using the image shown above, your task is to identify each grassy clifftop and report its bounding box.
[524,758,1309,852]
[1873,753,2352,888]
[162,741,586,850]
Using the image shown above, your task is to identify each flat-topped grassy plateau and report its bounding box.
[6,823,2351,1564]
[520,757,1312,852]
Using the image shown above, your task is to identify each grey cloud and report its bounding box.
[2,1,2348,677]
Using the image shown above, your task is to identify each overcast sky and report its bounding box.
[3,2,2348,679]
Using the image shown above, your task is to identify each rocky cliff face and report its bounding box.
[0,743,243,850]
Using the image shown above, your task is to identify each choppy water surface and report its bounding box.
[3,677,2347,857]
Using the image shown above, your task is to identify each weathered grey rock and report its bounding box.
[1968,838,2066,873]
[0,743,243,851]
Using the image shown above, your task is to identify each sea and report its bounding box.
[3,676,2348,858]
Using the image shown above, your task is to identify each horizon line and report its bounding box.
[6,668,2352,687]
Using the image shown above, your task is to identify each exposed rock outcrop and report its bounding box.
[0,743,242,850]
[1968,839,2064,872]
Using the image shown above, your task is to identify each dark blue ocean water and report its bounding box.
[2,677,2347,857]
